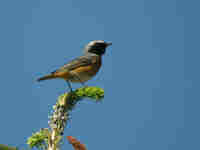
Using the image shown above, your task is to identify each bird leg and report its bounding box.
[72,73,87,88]
[66,81,73,92]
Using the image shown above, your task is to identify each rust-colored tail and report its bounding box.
[37,74,56,82]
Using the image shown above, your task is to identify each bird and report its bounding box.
[37,40,112,91]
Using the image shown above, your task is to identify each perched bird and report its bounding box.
[37,40,112,91]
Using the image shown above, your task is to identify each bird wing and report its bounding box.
[52,56,93,74]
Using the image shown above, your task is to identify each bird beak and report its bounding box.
[106,42,112,47]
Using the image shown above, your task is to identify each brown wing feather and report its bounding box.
[38,55,98,81]
[53,56,93,73]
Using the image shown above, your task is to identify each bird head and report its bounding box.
[84,40,112,56]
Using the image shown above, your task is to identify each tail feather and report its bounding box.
[37,74,56,82]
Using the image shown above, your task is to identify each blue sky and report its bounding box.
[0,0,199,150]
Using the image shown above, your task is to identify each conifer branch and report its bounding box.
[27,87,104,150]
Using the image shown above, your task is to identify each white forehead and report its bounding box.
[87,40,105,46]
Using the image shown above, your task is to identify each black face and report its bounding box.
[87,41,112,55]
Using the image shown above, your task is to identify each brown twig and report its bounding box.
[67,136,87,150]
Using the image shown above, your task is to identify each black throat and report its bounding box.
[88,46,106,55]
